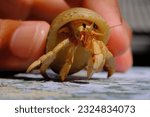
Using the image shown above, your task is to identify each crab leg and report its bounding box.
[87,39,105,79]
[59,44,77,81]
[87,54,94,79]
[97,41,115,77]
[27,39,70,78]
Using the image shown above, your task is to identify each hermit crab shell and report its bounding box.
[46,7,110,74]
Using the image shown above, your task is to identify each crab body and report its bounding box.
[27,8,115,81]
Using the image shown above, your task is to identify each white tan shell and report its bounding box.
[46,7,110,74]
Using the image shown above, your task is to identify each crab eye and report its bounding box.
[82,23,86,28]
[93,23,98,29]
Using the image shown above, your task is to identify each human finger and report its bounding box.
[107,19,132,56]
[0,0,33,19]
[30,0,70,22]
[29,0,85,22]
[0,19,49,71]
[82,0,132,56]
[115,48,133,72]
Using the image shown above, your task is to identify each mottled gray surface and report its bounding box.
[0,67,150,100]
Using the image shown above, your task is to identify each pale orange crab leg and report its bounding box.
[87,39,105,79]
[27,39,70,78]
[87,54,94,79]
[97,41,115,77]
[59,44,77,81]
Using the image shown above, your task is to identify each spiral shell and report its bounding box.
[46,7,110,74]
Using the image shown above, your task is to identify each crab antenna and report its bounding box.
[91,31,104,36]
[80,34,84,41]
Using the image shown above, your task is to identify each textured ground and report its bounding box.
[0,67,150,100]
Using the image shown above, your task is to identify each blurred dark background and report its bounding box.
[119,0,150,66]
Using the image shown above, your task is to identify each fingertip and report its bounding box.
[115,48,133,72]
[8,21,50,70]
[10,21,49,60]
[107,22,131,56]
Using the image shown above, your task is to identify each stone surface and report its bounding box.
[0,67,150,100]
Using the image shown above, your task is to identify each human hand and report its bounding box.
[0,0,132,72]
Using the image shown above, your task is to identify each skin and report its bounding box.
[0,0,132,72]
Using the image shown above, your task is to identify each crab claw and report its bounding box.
[86,39,115,79]
[98,41,115,77]
[27,39,70,79]
[59,44,77,81]
[87,39,105,79]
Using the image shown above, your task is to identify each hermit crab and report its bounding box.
[27,7,115,81]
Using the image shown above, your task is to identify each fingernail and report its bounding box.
[9,21,50,60]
